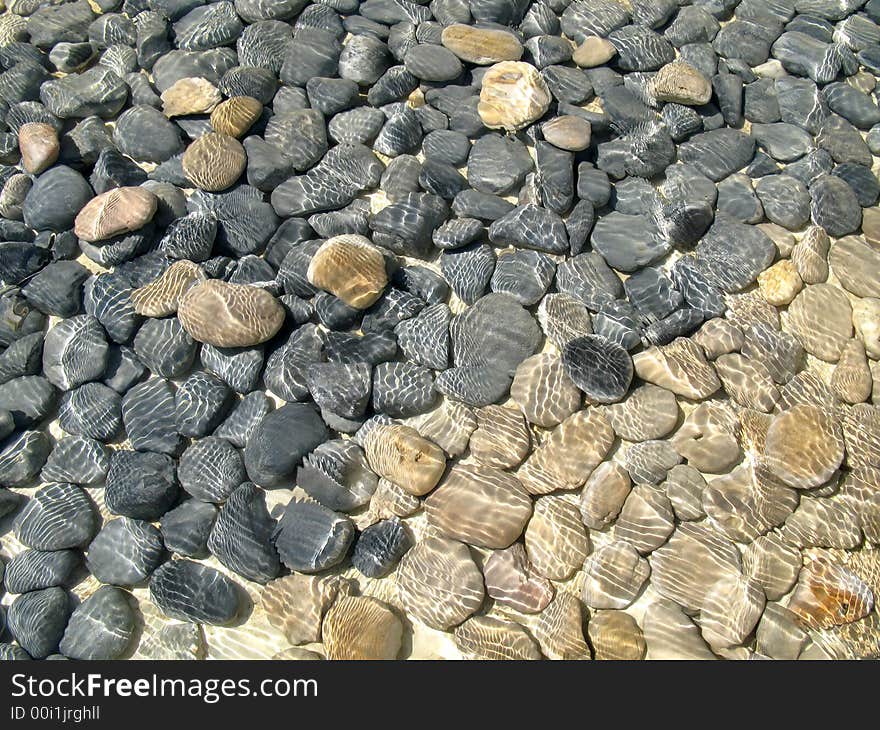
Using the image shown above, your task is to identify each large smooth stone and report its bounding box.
[59,585,135,660]
[178,279,285,347]
[150,559,241,625]
[425,464,532,549]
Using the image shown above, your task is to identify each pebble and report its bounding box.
[160,499,217,559]
[150,559,240,625]
[120,378,181,454]
[3,549,80,594]
[787,283,853,362]
[208,482,280,583]
[261,574,340,646]
[106,450,179,521]
[182,132,247,191]
[352,517,410,578]
[178,279,285,347]
[511,353,580,428]
[441,24,523,65]
[519,409,614,495]
[454,616,541,660]
[396,534,484,631]
[787,557,874,630]
[14,482,97,550]
[130,260,205,317]
[589,610,646,661]
[76,186,158,243]
[579,461,632,530]
[572,35,616,67]
[426,463,531,549]
[7,587,71,659]
[323,596,403,661]
[651,62,712,105]
[478,61,551,131]
[273,498,354,573]
[525,496,589,581]
[86,517,164,586]
[582,541,650,610]
[483,543,553,614]
[59,586,135,660]
[562,335,633,404]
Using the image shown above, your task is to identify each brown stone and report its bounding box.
[73,186,158,242]
[210,96,262,138]
[182,132,247,192]
[307,234,388,309]
[425,463,532,549]
[18,122,59,175]
[177,279,285,347]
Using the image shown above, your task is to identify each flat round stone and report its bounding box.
[764,404,845,489]
[182,132,247,191]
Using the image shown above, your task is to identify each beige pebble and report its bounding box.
[161,76,222,117]
[853,297,880,360]
[758,259,802,305]
[831,339,873,404]
[572,36,616,68]
[650,62,712,105]
[440,24,523,65]
[477,61,551,132]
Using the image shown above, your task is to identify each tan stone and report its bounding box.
[764,404,845,489]
[478,61,551,132]
[161,76,222,117]
[425,463,532,549]
[210,96,262,138]
[306,234,388,309]
[362,423,446,496]
[758,259,802,306]
[182,132,247,192]
[440,24,523,65]
[831,339,873,404]
[633,338,721,400]
[650,62,712,105]
[786,283,853,362]
[322,596,403,660]
[572,36,616,68]
[863,206,880,246]
[130,259,206,317]
[177,279,285,347]
[541,115,591,151]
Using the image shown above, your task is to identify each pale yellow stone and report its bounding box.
[161,77,222,117]
[757,259,802,306]
[478,61,551,132]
